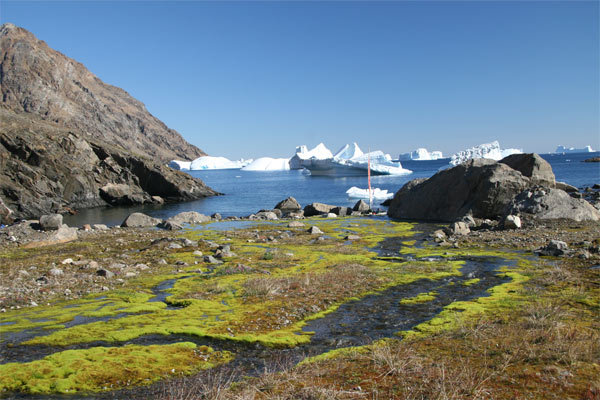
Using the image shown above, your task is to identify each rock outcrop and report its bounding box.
[499,153,555,187]
[507,188,600,222]
[0,24,219,223]
[0,23,204,162]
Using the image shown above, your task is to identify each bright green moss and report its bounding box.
[399,291,437,305]
[0,343,233,394]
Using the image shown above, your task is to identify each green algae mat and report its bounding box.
[0,217,540,396]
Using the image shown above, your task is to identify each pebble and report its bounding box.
[61,258,74,264]
[49,268,64,276]
[193,250,203,257]
[168,243,182,250]
[30,301,38,307]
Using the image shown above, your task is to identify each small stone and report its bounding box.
[211,213,222,220]
[135,263,149,270]
[49,268,63,276]
[538,240,569,257]
[96,269,115,278]
[307,226,323,235]
[193,250,203,257]
[125,272,137,278]
[64,289,72,296]
[175,260,188,266]
[168,243,183,250]
[204,255,223,264]
[18,270,29,276]
[108,263,126,270]
[61,258,74,265]
[158,259,168,265]
[323,213,337,218]
[181,239,196,247]
[344,235,360,240]
[101,286,110,291]
[503,215,522,229]
[82,224,92,231]
[288,221,305,228]
[30,301,38,307]
[158,220,183,231]
[92,224,109,231]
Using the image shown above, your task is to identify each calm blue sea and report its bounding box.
[64,152,600,227]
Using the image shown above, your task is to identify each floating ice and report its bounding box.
[242,157,291,171]
[555,145,595,154]
[289,143,334,169]
[449,141,522,166]
[169,156,251,170]
[297,142,412,176]
[346,186,394,200]
[399,148,444,161]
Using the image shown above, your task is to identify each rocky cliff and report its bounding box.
[0,23,204,162]
[0,24,218,223]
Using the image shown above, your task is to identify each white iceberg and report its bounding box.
[297,142,412,176]
[168,160,192,170]
[170,156,252,170]
[449,141,522,166]
[399,148,444,161]
[242,157,291,171]
[289,143,334,169]
[346,186,394,200]
[555,145,595,154]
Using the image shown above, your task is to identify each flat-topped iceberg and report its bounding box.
[449,141,522,166]
[169,156,252,170]
[555,145,595,154]
[295,142,412,176]
[399,148,444,161]
[346,186,394,200]
[242,157,291,171]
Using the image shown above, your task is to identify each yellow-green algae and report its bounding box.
[399,291,437,304]
[0,343,232,394]
[2,217,540,395]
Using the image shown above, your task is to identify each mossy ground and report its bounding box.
[1,217,598,398]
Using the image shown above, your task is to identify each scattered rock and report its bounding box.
[157,220,183,231]
[204,255,223,264]
[166,211,210,226]
[193,250,203,256]
[288,221,305,228]
[304,202,336,217]
[445,221,470,236]
[431,229,446,242]
[121,213,161,228]
[255,211,279,220]
[537,240,569,256]
[61,258,74,265]
[323,213,337,218]
[344,235,360,240]
[39,214,63,231]
[167,243,183,250]
[331,206,352,217]
[108,263,126,270]
[96,268,114,278]
[49,267,63,276]
[503,215,522,229]
[307,226,324,235]
[353,200,370,212]
[92,224,109,231]
[211,213,222,220]
[275,196,302,212]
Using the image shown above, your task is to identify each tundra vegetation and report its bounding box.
[0,217,598,399]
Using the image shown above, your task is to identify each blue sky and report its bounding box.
[1,1,598,159]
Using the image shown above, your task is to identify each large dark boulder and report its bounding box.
[274,197,301,212]
[499,153,555,187]
[304,202,336,217]
[387,159,531,221]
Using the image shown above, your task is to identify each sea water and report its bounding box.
[63,152,599,227]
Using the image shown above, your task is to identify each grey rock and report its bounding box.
[96,268,114,278]
[193,250,203,256]
[353,200,370,212]
[181,238,196,247]
[499,153,555,187]
[255,211,279,220]
[446,221,470,236]
[537,240,569,256]
[204,255,223,264]
[39,214,63,231]
[108,263,126,270]
[323,213,337,218]
[304,202,336,217]
[507,188,600,222]
[92,224,109,231]
[157,220,183,231]
[503,215,522,229]
[167,211,210,226]
[288,221,305,228]
[431,229,446,241]
[275,196,301,211]
[121,213,161,228]
[331,206,352,216]
[344,235,360,240]
[555,181,578,193]
[49,267,63,276]
[167,243,183,250]
[307,226,324,235]
[211,213,222,220]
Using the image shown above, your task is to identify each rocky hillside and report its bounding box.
[0,24,219,224]
[0,23,204,162]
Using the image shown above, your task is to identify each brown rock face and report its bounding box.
[0,23,219,223]
[0,23,205,162]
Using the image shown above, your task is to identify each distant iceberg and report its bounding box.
[242,157,291,171]
[346,186,394,200]
[555,145,595,154]
[399,148,444,161]
[169,156,252,170]
[449,141,522,166]
[296,142,412,176]
[289,143,334,169]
